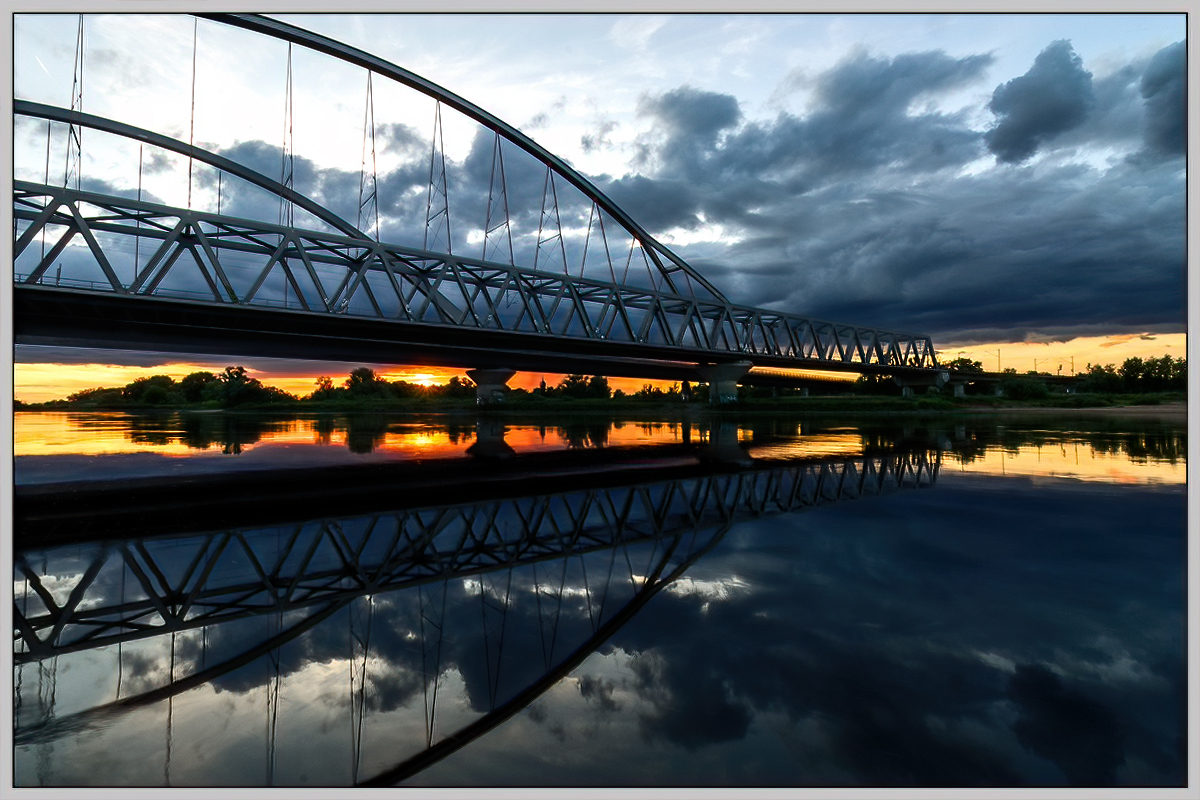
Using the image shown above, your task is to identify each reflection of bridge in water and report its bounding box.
[14,447,937,786]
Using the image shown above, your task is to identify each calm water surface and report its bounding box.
[11,410,1187,787]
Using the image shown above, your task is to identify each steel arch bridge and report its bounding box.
[13,13,940,393]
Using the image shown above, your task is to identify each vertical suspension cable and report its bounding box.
[214,171,223,289]
[279,43,294,228]
[64,14,84,192]
[42,119,51,262]
[165,632,175,786]
[358,71,379,241]
[279,43,295,308]
[115,560,126,700]
[133,144,143,287]
[424,102,451,253]
[187,17,198,209]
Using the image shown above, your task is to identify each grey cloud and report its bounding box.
[638,86,741,142]
[142,150,175,176]
[1139,41,1185,157]
[604,49,992,238]
[581,118,618,154]
[585,43,1182,344]
[985,41,1094,163]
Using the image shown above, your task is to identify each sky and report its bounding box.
[8,10,1190,401]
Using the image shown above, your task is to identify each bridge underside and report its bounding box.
[15,285,941,385]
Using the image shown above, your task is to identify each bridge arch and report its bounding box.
[12,12,940,380]
[201,13,728,304]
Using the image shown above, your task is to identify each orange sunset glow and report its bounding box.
[12,331,1187,404]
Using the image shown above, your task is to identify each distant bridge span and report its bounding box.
[13,13,941,398]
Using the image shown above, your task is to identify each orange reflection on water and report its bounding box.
[947,443,1185,485]
[746,433,864,461]
[14,413,204,457]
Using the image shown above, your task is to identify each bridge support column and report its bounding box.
[893,370,950,399]
[466,368,516,406]
[696,361,752,405]
[950,380,966,398]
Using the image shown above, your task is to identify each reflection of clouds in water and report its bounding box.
[413,476,1184,787]
[14,451,1185,786]
[1008,664,1126,786]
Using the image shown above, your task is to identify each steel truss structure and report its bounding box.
[12,11,940,373]
[14,178,937,370]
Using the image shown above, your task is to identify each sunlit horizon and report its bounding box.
[13,330,1187,404]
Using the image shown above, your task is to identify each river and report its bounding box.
[11,409,1188,787]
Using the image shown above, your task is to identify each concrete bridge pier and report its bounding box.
[696,361,752,404]
[893,370,950,398]
[466,368,516,406]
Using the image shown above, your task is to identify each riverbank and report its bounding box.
[15,393,1187,421]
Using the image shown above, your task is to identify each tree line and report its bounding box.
[17,354,1186,410]
[941,354,1185,395]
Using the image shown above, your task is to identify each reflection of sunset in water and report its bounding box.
[14,413,207,457]
[946,443,1184,485]
[746,434,865,460]
[14,413,1186,485]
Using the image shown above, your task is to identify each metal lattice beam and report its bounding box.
[13,180,939,370]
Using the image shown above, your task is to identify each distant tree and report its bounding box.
[853,373,899,396]
[999,372,1048,400]
[586,375,611,399]
[214,365,286,406]
[309,375,339,401]
[441,376,476,399]
[946,357,984,374]
[389,379,424,399]
[123,374,176,404]
[179,371,218,403]
[67,386,124,406]
[634,383,664,400]
[345,367,391,399]
[1119,357,1145,392]
[1079,363,1121,393]
[557,374,591,399]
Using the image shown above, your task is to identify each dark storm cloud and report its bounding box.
[376,121,426,157]
[584,40,1184,343]
[1139,41,1185,157]
[638,86,741,142]
[985,41,1094,163]
[600,49,992,238]
[78,175,165,205]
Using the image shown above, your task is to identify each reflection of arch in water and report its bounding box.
[14,450,938,784]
